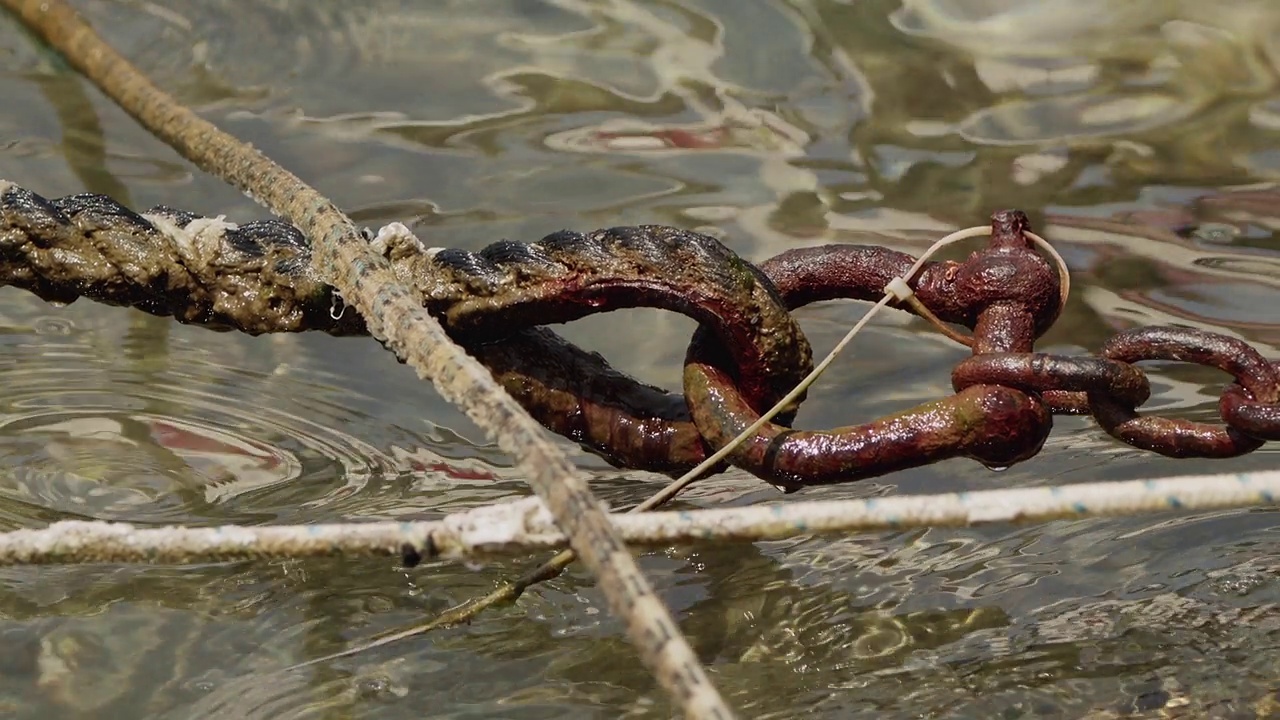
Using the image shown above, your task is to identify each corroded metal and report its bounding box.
[0,182,812,474]
[5,182,1280,487]
[683,210,1060,488]
[953,354,1151,415]
[1092,327,1280,458]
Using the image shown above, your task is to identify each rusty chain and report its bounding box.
[2,183,1279,489]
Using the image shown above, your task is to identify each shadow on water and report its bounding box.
[7,0,1280,717]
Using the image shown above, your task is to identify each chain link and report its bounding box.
[1087,327,1280,458]
[4,182,1279,486]
[684,210,1280,482]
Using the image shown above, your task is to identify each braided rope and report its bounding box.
[0,180,349,333]
[8,5,1279,716]
[5,469,1278,566]
[0,2,733,717]
[0,181,818,476]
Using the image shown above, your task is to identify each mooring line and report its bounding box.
[0,468,1276,565]
[0,2,735,717]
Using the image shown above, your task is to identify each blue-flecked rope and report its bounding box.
[3,469,1277,566]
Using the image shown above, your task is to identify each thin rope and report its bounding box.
[336,222,1080,652]
[0,2,733,717]
[430,224,1067,638]
[4,469,1278,566]
[664,223,1072,493]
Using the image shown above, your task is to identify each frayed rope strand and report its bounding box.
[6,470,1280,567]
[0,2,734,717]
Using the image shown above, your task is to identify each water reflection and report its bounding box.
[7,0,1280,717]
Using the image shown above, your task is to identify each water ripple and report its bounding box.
[0,294,525,527]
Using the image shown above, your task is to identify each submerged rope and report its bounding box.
[5,469,1279,566]
[0,1,734,717]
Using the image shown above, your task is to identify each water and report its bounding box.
[3,0,1280,716]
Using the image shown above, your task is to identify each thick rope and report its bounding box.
[0,2,733,717]
[4,469,1279,565]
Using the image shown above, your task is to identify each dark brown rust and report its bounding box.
[473,328,711,472]
[396,224,812,413]
[962,210,1063,354]
[754,244,967,317]
[1220,365,1280,441]
[404,225,815,474]
[0,184,810,474]
[952,354,1151,414]
[763,209,1063,349]
[685,365,1049,489]
[12,182,1280,484]
[1090,327,1280,457]
[683,211,1060,489]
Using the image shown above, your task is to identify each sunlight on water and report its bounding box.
[0,311,414,525]
[6,0,1280,717]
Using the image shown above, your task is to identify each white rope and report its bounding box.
[8,468,1279,566]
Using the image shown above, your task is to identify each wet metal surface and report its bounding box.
[6,1,1280,717]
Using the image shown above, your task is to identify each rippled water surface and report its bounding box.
[6,0,1280,717]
